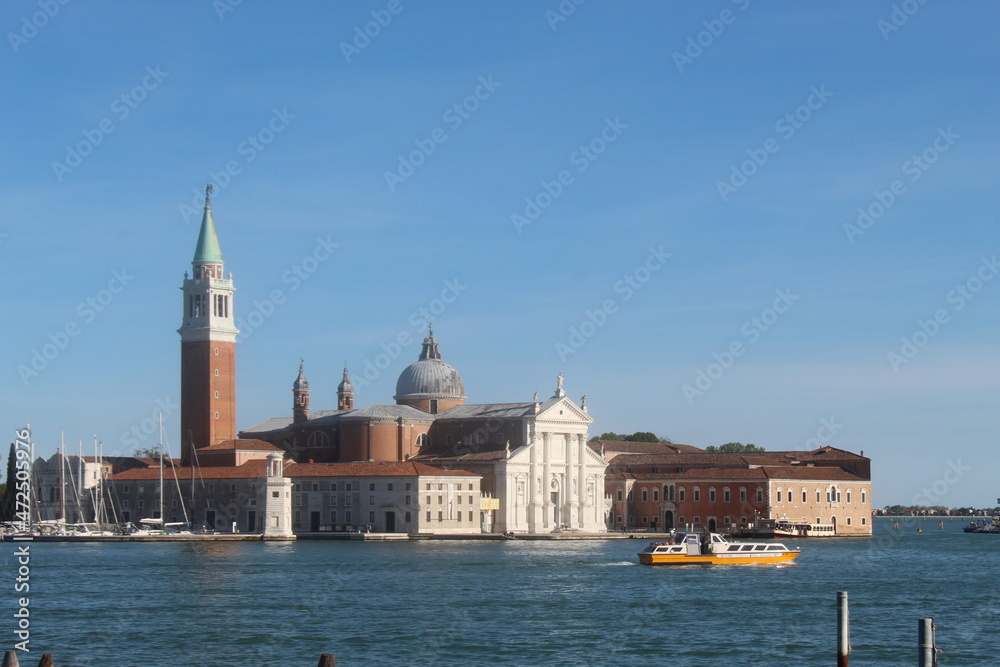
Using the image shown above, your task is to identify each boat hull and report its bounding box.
[638,551,799,566]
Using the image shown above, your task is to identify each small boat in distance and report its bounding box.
[638,532,800,566]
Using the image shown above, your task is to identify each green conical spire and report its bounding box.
[193,184,223,264]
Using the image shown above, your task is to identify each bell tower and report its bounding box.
[337,365,354,410]
[293,361,310,424]
[178,185,239,464]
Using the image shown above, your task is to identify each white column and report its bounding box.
[577,433,587,530]
[528,423,538,533]
[564,433,575,528]
[542,432,551,530]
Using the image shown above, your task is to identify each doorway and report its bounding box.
[247,510,256,533]
[385,511,396,533]
[708,518,717,532]
[310,511,321,532]
[663,510,674,530]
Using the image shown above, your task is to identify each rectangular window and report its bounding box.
[123,485,129,494]
[641,489,648,502]
[693,489,700,502]
[802,491,807,503]
[294,495,302,506]
[847,517,852,526]
[756,489,763,503]
[387,483,393,491]
[331,483,337,492]
[312,483,319,492]
[862,491,867,504]
[777,491,782,502]
[653,489,659,502]
[641,516,648,524]
[468,484,473,491]
[369,511,375,523]
[468,495,473,505]
[405,483,412,491]
[405,496,411,505]
[331,511,337,524]
[426,511,431,521]
[458,495,462,504]
[369,496,375,505]
[709,489,716,502]
[724,489,730,502]
[426,483,431,491]
[693,516,700,525]
[405,512,411,523]
[345,496,352,506]
[847,490,852,503]
[272,491,279,498]
[426,495,431,505]
[861,517,867,525]
[740,489,746,503]
[817,490,821,503]
[438,511,443,522]
[617,490,623,501]
[231,483,237,493]
[679,489,686,502]
[345,511,352,523]
[369,484,375,491]
[438,495,443,504]
[468,511,473,522]
[346,483,352,491]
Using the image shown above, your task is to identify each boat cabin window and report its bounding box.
[766,545,784,551]
[741,545,754,551]
[754,545,767,551]
[727,545,741,552]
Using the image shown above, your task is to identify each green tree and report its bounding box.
[705,442,765,453]
[133,447,164,461]
[623,432,662,443]
[589,432,673,444]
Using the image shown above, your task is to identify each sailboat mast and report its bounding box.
[59,430,65,522]
[158,412,164,522]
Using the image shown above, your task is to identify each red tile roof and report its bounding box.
[196,439,282,452]
[285,461,479,478]
[590,440,705,455]
[108,460,268,480]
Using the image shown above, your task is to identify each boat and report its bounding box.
[637,532,800,565]
[964,518,1000,534]
[756,517,836,537]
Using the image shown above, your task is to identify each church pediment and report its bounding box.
[536,397,592,424]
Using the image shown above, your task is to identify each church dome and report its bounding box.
[394,332,465,401]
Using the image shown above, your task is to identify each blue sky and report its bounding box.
[1,1,997,506]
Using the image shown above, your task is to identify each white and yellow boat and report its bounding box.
[637,532,800,566]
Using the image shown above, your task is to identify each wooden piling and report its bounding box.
[837,590,850,667]
[918,618,936,666]
[317,655,336,667]
[36,656,54,667]
[1,650,19,667]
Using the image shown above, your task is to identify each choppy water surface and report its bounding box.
[4,517,998,665]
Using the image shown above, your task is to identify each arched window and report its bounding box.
[415,433,428,448]
[307,431,330,449]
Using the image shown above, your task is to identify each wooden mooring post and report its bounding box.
[918,618,936,666]
[837,590,850,667]
[1,652,54,667]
